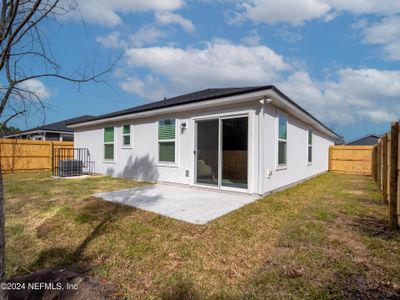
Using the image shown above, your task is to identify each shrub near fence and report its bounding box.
[376,122,400,230]
[0,138,73,172]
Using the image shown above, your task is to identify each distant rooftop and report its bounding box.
[345,134,381,146]
[5,115,95,137]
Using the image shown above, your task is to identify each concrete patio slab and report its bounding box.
[94,184,259,224]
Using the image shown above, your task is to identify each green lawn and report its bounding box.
[4,172,400,299]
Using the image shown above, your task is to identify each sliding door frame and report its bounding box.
[192,112,250,193]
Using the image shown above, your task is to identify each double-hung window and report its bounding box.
[122,125,131,147]
[104,127,115,161]
[308,128,313,164]
[278,114,287,166]
[158,119,176,163]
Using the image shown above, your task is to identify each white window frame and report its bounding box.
[157,118,178,167]
[104,126,115,162]
[122,124,132,148]
[276,111,288,169]
[307,128,313,165]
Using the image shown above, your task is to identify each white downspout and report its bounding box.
[258,99,265,195]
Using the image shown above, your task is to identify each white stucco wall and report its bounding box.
[74,99,334,195]
[261,103,334,194]
[74,102,258,189]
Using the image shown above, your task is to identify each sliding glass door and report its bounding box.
[196,119,219,186]
[221,117,248,189]
[195,116,248,190]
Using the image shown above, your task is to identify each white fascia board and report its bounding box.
[68,90,268,129]
[69,89,338,139]
[269,90,338,139]
[5,130,72,138]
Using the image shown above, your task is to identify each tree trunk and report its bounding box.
[0,163,6,300]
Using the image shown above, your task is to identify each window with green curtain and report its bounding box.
[278,114,287,166]
[158,119,175,140]
[104,127,114,160]
[122,125,131,146]
[308,129,312,163]
[158,119,176,163]
[104,127,114,143]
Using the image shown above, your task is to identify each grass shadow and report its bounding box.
[31,198,136,272]
[160,277,200,300]
[351,215,399,240]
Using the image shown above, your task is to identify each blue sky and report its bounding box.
[9,0,400,141]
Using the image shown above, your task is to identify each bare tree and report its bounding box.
[0,0,115,294]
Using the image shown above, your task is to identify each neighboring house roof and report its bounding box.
[5,115,95,138]
[68,85,340,139]
[345,134,381,146]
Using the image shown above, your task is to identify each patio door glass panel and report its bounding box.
[196,119,219,186]
[221,117,248,189]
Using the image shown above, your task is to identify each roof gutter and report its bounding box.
[68,90,269,128]
[5,130,73,138]
[69,89,339,139]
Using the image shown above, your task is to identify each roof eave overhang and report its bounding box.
[5,130,73,137]
[68,89,339,139]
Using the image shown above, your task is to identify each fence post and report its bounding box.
[50,142,54,174]
[377,139,381,185]
[389,122,399,229]
[398,124,400,226]
[372,145,377,181]
[382,135,388,203]
[381,138,384,191]
[387,133,392,203]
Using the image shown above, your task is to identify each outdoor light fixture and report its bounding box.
[181,122,187,133]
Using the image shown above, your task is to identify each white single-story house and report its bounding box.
[69,86,339,195]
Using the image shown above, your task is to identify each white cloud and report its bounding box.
[123,39,290,93]
[129,25,168,47]
[275,27,303,43]
[278,68,400,124]
[96,25,167,49]
[119,75,168,100]
[62,0,184,26]
[359,110,397,123]
[96,31,125,48]
[361,15,400,60]
[324,0,400,16]
[16,79,51,101]
[241,29,261,46]
[120,39,400,125]
[155,11,195,33]
[234,0,400,26]
[240,0,330,26]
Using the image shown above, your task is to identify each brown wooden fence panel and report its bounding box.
[329,145,376,175]
[389,123,399,228]
[0,138,73,172]
[375,122,400,229]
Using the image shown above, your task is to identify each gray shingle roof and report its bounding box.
[67,85,339,138]
[10,115,95,135]
[78,86,271,122]
[345,134,381,146]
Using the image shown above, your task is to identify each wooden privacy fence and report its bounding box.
[0,138,73,172]
[329,145,376,175]
[375,122,400,229]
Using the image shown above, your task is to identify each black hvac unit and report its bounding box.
[52,148,95,177]
[57,160,83,177]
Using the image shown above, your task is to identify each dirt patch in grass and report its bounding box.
[4,172,400,298]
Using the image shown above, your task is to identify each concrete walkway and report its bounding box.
[95,184,259,224]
